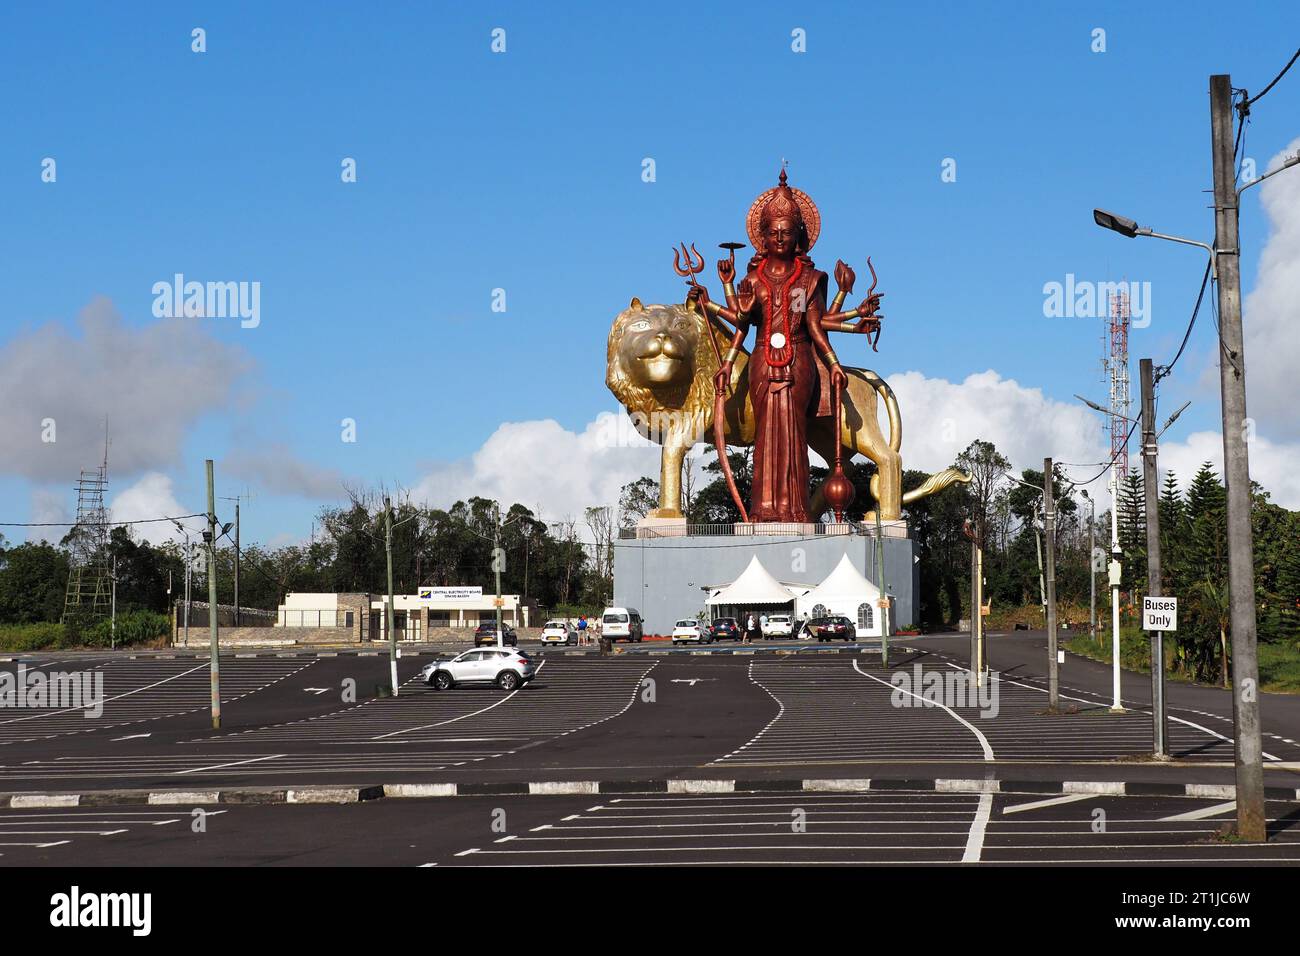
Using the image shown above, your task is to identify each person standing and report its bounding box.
[745,612,756,644]
[577,614,588,645]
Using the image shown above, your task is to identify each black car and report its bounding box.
[806,615,856,642]
[707,617,741,641]
[474,622,518,647]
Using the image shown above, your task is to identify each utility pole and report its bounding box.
[1210,73,1264,840]
[963,518,984,684]
[1043,458,1059,710]
[183,535,191,647]
[384,497,399,697]
[219,492,251,626]
[875,508,889,667]
[975,533,984,684]
[1084,491,1097,643]
[205,460,221,729]
[1140,358,1169,758]
[110,553,117,650]
[494,504,505,648]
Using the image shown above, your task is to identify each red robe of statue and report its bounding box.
[739,260,834,523]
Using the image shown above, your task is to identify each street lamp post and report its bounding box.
[1090,93,1300,835]
[383,497,419,698]
[1074,395,1130,713]
[172,521,194,647]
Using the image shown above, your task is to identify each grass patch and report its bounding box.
[1066,629,1300,695]
[0,611,170,652]
[1258,642,1300,694]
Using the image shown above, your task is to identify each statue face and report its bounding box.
[619,304,697,386]
[762,216,799,258]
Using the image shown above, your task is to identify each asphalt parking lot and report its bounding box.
[2,637,1299,867]
[3,642,1300,793]
[1,791,1297,866]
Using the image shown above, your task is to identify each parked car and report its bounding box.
[601,607,644,643]
[806,615,856,642]
[422,648,536,691]
[474,621,518,647]
[707,617,741,641]
[539,620,578,645]
[761,614,794,639]
[671,619,711,645]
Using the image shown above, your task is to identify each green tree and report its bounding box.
[0,540,70,623]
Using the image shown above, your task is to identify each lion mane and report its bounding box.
[605,298,725,445]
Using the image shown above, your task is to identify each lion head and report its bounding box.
[605,298,721,445]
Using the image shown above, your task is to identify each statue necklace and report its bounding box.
[756,257,802,369]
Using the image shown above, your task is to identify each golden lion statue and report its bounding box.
[606,298,969,521]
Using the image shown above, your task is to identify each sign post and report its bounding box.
[1142,595,1177,758]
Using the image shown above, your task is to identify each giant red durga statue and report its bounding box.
[679,168,884,523]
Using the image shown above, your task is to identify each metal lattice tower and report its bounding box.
[62,445,111,619]
[1102,288,1132,479]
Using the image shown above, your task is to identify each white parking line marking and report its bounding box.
[1001,794,1095,815]
[1159,801,1237,822]
[173,754,285,775]
[854,660,995,761]
[961,792,993,863]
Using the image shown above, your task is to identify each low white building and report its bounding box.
[277,587,528,641]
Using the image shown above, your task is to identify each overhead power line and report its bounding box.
[1243,46,1300,109]
[0,512,207,528]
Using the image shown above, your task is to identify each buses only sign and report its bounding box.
[1142,596,1178,632]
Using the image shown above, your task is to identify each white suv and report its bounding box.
[761,614,793,639]
[422,648,537,691]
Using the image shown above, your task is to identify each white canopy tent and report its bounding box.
[705,556,796,610]
[794,554,884,637]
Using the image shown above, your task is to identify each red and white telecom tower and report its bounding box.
[1103,289,1132,479]
[1100,288,1131,713]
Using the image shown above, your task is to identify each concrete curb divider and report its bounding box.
[3,645,892,663]
[4,778,1296,808]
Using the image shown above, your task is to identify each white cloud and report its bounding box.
[0,297,251,483]
[222,445,349,499]
[411,412,661,523]
[410,370,1115,524]
[110,472,190,545]
[887,369,1107,478]
[1158,429,1300,510]
[1242,136,1300,437]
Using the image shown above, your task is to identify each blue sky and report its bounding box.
[2,2,1299,545]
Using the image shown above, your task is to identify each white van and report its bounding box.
[601,607,643,643]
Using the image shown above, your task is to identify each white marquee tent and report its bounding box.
[794,554,884,637]
[705,556,796,608]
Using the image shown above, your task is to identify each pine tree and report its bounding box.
[1118,470,1146,599]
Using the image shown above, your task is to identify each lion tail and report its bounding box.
[852,369,903,454]
[901,468,972,505]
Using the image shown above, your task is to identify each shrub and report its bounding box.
[0,622,71,652]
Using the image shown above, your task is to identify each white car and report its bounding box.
[671,619,710,645]
[539,620,578,645]
[761,614,793,639]
[421,648,537,691]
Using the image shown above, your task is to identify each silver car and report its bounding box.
[422,648,537,691]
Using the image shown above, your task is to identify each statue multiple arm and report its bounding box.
[688,256,883,339]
